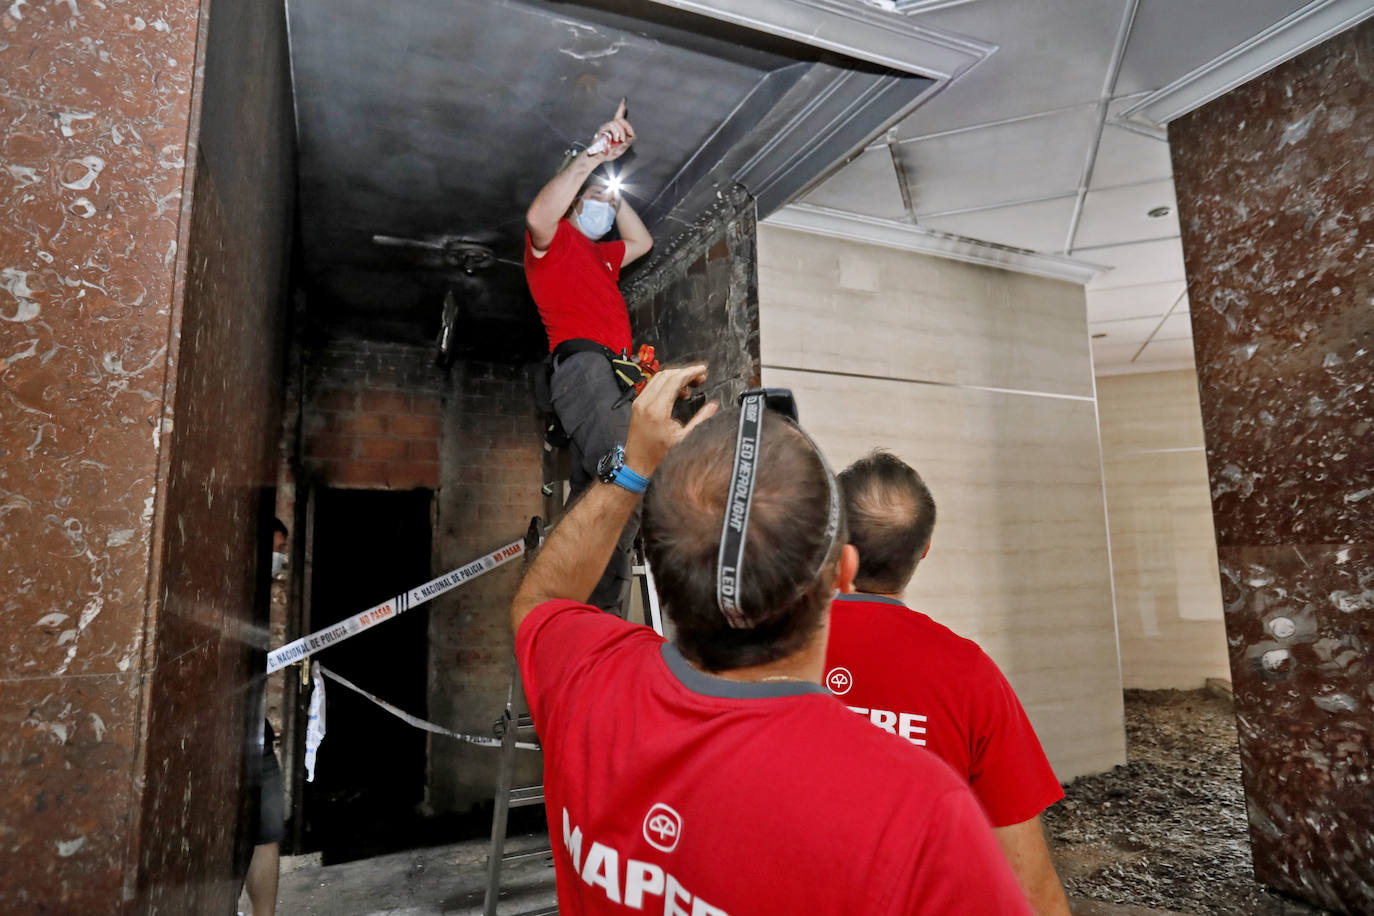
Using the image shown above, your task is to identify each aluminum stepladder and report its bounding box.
[481,443,664,916]
[483,514,554,916]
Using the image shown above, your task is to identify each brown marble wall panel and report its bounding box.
[1,91,186,680]
[0,2,203,910]
[132,0,296,904]
[1,0,293,908]
[0,0,198,120]
[137,638,250,913]
[1171,25,1374,549]
[1171,19,1374,913]
[1219,543,1373,907]
[0,673,141,908]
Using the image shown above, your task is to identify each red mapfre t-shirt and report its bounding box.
[517,599,1032,915]
[824,594,1065,827]
[524,220,632,354]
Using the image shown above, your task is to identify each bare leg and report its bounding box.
[245,842,279,916]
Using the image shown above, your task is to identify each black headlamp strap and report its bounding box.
[716,392,764,628]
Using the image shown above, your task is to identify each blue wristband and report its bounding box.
[611,464,650,494]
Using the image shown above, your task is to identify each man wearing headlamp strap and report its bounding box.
[510,367,1029,915]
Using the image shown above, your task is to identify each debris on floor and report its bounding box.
[1047,689,1332,916]
[276,689,1338,915]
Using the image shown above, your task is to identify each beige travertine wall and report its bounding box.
[758,225,1125,781]
[1096,370,1229,689]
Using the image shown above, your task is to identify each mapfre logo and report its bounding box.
[825,666,853,695]
[642,803,682,853]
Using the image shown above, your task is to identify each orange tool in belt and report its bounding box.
[611,343,661,407]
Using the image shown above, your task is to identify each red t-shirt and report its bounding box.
[517,599,1032,915]
[524,220,632,354]
[824,594,1065,827]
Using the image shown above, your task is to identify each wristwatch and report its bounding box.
[597,445,650,494]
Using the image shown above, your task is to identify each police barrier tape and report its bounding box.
[317,664,540,751]
[267,536,528,673]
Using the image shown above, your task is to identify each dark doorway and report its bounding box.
[301,487,433,863]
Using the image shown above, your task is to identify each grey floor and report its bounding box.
[269,834,1184,916]
[269,831,556,916]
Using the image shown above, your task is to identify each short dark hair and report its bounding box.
[838,450,936,595]
[643,408,846,672]
[272,517,288,538]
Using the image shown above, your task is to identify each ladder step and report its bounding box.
[508,785,545,806]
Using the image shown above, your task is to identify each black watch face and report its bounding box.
[597,447,621,482]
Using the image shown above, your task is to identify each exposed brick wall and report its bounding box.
[428,360,544,813]
[282,193,763,818]
[301,339,444,490]
[419,191,764,814]
[623,183,761,403]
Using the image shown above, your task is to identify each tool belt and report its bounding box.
[536,339,661,448]
[610,344,660,399]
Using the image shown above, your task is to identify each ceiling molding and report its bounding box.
[639,63,937,234]
[764,203,1108,284]
[893,0,985,14]
[1118,0,1374,127]
[1104,115,1167,142]
[638,0,997,80]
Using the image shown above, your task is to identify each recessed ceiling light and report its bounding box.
[1147,206,1172,218]
[1091,332,1108,339]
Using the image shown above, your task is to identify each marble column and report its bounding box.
[0,0,294,910]
[1170,21,1373,912]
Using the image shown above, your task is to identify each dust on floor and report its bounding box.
[1046,688,1331,916]
[275,689,1334,915]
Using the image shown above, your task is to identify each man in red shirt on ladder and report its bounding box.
[825,450,1071,914]
[510,368,1031,914]
[525,99,653,612]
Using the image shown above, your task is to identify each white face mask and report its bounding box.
[574,198,616,239]
[271,552,288,578]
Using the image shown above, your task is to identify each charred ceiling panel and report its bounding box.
[287,0,935,357]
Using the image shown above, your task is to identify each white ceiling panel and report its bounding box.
[1089,123,1172,189]
[1080,237,1186,290]
[1134,336,1198,365]
[900,106,1099,216]
[1154,311,1194,340]
[1114,0,1313,95]
[1090,315,1164,344]
[1090,339,1142,369]
[896,0,1130,135]
[803,147,909,220]
[1085,280,1185,322]
[919,196,1079,252]
[768,0,1313,298]
[1073,178,1180,248]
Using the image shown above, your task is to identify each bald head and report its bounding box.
[838,450,936,595]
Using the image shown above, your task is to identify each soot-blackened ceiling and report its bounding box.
[287,0,932,358]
